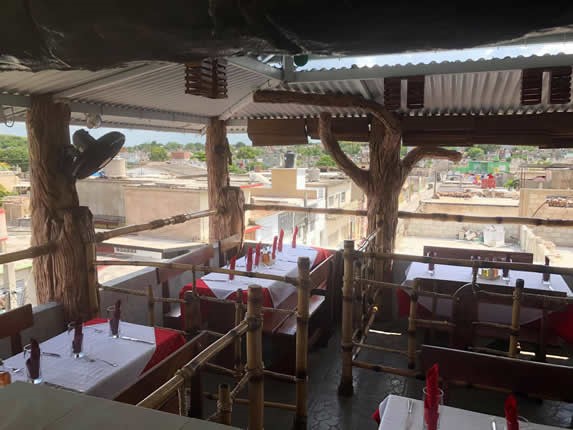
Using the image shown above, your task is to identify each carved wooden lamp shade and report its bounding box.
[185,58,228,99]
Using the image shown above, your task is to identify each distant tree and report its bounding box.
[149,146,169,161]
[339,142,362,157]
[184,142,204,151]
[0,184,11,201]
[192,151,206,162]
[234,141,247,148]
[465,147,485,160]
[0,134,29,171]
[164,142,183,151]
[236,146,262,160]
[316,154,336,168]
[229,164,246,174]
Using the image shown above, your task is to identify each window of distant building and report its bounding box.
[340,191,346,204]
[328,195,335,207]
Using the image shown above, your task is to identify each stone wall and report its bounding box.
[519,225,555,263]
[519,188,573,218]
[404,219,519,242]
[420,201,519,217]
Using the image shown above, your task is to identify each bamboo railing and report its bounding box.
[339,241,573,395]
[244,203,573,227]
[96,256,313,428]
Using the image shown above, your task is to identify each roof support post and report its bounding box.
[206,118,245,244]
[26,95,95,322]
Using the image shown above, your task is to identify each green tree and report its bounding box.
[339,142,362,157]
[184,142,205,152]
[192,151,206,162]
[164,142,183,151]
[149,146,169,161]
[465,147,485,160]
[0,134,29,171]
[236,146,262,160]
[234,141,247,148]
[316,154,336,168]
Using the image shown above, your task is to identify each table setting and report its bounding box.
[375,364,562,429]
[180,228,328,308]
[1,300,185,398]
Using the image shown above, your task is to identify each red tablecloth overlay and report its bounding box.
[396,287,573,344]
[178,247,330,323]
[85,318,186,373]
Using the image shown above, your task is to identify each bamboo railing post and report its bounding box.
[407,279,419,369]
[294,256,311,430]
[85,241,99,318]
[509,278,524,358]
[217,383,232,425]
[184,290,201,338]
[234,288,244,375]
[146,285,155,327]
[339,239,355,397]
[246,285,264,430]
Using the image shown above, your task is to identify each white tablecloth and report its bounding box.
[201,244,318,307]
[404,262,571,325]
[3,321,156,399]
[378,395,560,430]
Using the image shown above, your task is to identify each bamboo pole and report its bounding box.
[244,203,573,227]
[367,252,573,277]
[0,241,56,265]
[263,369,297,383]
[204,362,237,377]
[353,342,408,356]
[177,373,187,416]
[217,384,232,425]
[95,260,299,285]
[339,240,355,396]
[509,278,524,358]
[234,288,243,375]
[183,291,199,336]
[246,285,264,430]
[351,360,418,378]
[85,241,99,318]
[230,372,249,401]
[98,284,184,303]
[407,280,419,369]
[205,393,297,412]
[146,285,155,327]
[294,256,311,430]
[94,209,216,242]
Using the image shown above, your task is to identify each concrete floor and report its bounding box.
[203,322,573,429]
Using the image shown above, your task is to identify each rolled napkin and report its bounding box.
[72,321,83,355]
[229,256,237,280]
[26,338,41,380]
[505,394,519,430]
[543,256,550,283]
[255,242,261,266]
[110,300,121,337]
[278,229,284,252]
[272,236,278,260]
[246,247,253,272]
[424,363,440,430]
[292,226,299,248]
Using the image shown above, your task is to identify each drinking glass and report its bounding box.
[422,387,443,430]
[23,344,43,384]
[68,321,84,358]
[107,304,121,338]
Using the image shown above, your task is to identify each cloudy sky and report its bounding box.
[1,41,573,146]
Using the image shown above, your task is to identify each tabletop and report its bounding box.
[405,262,571,296]
[199,244,319,307]
[3,321,159,399]
[378,395,561,430]
[0,382,238,430]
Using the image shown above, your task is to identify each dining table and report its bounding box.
[376,394,562,429]
[397,262,573,332]
[2,319,185,399]
[0,381,238,430]
[180,244,329,309]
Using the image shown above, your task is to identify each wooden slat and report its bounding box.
[306,117,370,142]
[550,66,572,104]
[521,68,543,105]
[406,76,424,109]
[384,77,402,110]
[247,118,308,146]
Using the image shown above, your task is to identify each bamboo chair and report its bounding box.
[0,304,34,355]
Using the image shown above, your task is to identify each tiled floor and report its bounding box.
[203,322,573,429]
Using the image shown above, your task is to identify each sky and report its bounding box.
[1,41,573,146]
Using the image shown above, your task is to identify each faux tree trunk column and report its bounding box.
[206,118,244,243]
[27,95,95,322]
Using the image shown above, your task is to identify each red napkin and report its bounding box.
[229,256,237,280]
[278,229,284,252]
[292,226,299,248]
[505,395,519,430]
[255,242,261,266]
[110,300,121,336]
[246,247,253,272]
[272,236,278,259]
[424,363,440,430]
[72,321,83,355]
[26,338,41,380]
